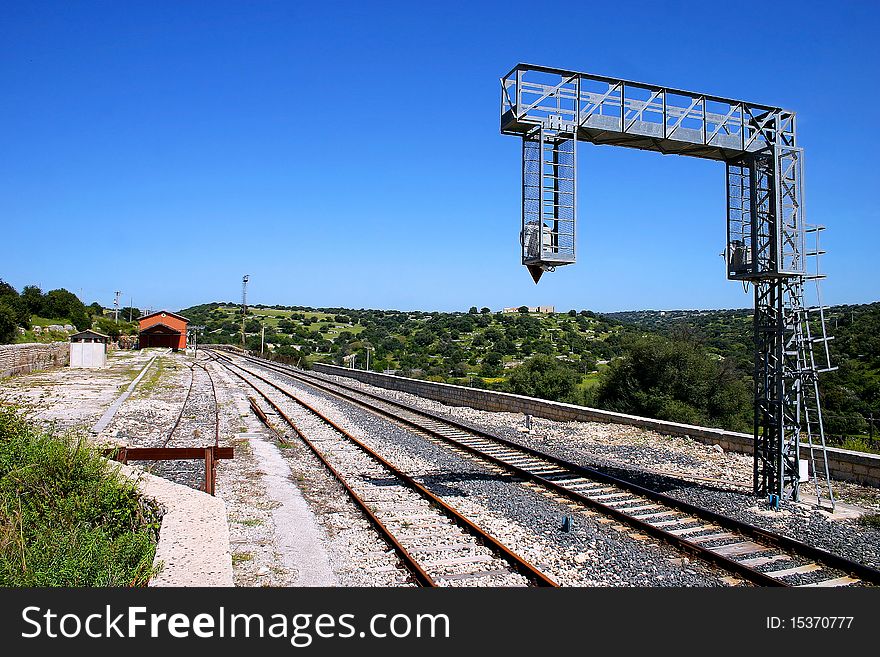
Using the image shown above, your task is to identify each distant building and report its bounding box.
[138,310,189,350]
[501,306,555,314]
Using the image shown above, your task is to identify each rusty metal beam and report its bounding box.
[104,447,234,461]
[102,446,234,496]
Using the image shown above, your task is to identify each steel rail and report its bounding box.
[214,355,557,588]
[225,351,880,587]
[196,358,220,446]
[162,362,198,447]
[162,356,220,448]
[214,357,435,586]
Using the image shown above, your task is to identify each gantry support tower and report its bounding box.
[500,64,836,506]
[241,274,249,349]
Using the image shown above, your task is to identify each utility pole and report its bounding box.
[191,325,205,359]
[365,345,373,371]
[129,297,133,322]
[114,291,122,323]
[241,275,249,349]
[261,325,265,355]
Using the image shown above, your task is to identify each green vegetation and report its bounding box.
[858,513,880,530]
[0,280,140,345]
[179,300,880,451]
[0,407,159,586]
[595,334,751,432]
[136,357,165,396]
[181,303,621,385]
[606,303,880,447]
[506,355,581,403]
[92,315,139,340]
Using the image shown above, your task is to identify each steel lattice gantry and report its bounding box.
[500,63,836,506]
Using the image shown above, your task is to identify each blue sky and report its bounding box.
[2,1,878,314]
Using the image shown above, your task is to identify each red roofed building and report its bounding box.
[138,310,189,350]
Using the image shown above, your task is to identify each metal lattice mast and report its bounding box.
[241,274,249,349]
[500,63,836,505]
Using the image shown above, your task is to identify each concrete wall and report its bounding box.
[313,363,880,488]
[0,342,69,378]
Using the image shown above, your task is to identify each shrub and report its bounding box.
[0,305,16,344]
[0,407,159,586]
[595,334,751,432]
[505,355,580,403]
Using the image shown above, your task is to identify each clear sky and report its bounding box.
[2,1,878,314]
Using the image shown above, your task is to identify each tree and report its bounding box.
[42,289,85,323]
[0,305,17,344]
[480,307,491,314]
[480,352,503,377]
[595,334,751,432]
[518,306,529,314]
[70,308,90,331]
[93,316,124,340]
[0,280,29,328]
[21,286,44,315]
[505,355,579,403]
[568,309,577,317]
[468,306,478,314]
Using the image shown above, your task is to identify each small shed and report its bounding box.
[69,330,109,368]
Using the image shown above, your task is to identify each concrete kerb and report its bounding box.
[90,349,167,436]
[113,461,234,587]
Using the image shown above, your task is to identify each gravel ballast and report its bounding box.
[258,360,880,580]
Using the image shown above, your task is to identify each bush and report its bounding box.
[858,513,880,530]
[0,407,159,586]
[594,335,751,432]
[505,355,580,403]
[0,305,16,344]
[0,281,29,329]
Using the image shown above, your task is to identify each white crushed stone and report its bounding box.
[247,435,337,586]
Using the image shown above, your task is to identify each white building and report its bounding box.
[69,330,109,368]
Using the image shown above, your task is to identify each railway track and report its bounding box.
[209,353,557,587]
[163,358,219,448]
[213,349,880,588]
[134,353,222,492]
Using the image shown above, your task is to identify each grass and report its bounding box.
[231,552,253,565]
[136,356,165,395]
[0,406,160,586]
[858,513,880,530]
[837,436,880,456]
[236,518,263,527]
[28,316,72,328]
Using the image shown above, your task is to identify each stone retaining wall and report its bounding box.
[313,363,880,488]
[0,342,69,378]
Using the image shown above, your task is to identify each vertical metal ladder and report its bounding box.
[798,223,837,510]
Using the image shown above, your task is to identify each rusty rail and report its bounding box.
[229,350,880,588]
[214,354,558,587]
